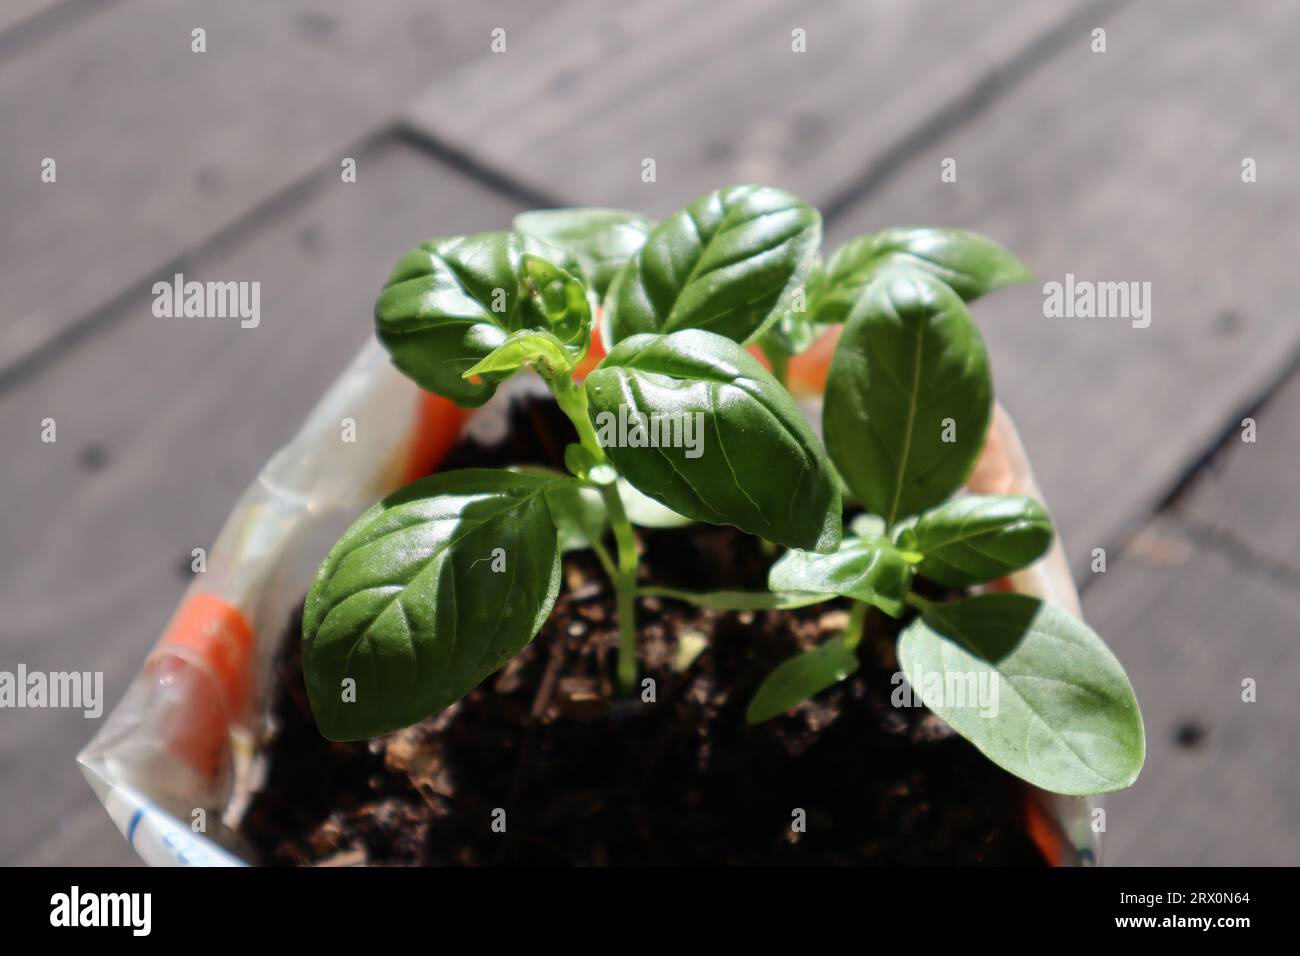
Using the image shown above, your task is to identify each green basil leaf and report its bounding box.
[522,253,592,344]
[302,469,562,740]
[605,185,821,346]
[374,232,590,406]
[746,636,859,724]
[586,330,841,551]
[513,208,653,299]
[897,594,1145,795]
[463,329,576,381]
[768,536,913,617]
[809,227,1032,325]
[899,494,1053,586]
[824,268,992,525]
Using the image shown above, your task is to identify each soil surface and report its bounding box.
[239,394,1047,866]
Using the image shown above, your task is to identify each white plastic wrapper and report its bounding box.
[79,338,1101,866]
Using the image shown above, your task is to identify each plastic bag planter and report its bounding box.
[78,337,1102,867]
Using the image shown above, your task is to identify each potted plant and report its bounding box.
[81,185,1143,866]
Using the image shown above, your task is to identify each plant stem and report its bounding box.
[599,481,641,695]
[842,601,869,650]
[905,592,937,613]
[589,536,618,582]
[550,372,607,464]
[549,370,641,695]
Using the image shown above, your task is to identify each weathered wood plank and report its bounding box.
[0,142,524,865]
[0,0,542,382]
[1082,516,1300,866]
[0,0,68,39]
[1176,367,1300,577]
[820,0,1300,578]
[403,0,1096,217]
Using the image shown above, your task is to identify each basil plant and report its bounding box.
[302,184,1143,798]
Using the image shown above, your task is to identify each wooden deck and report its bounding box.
[0,0,1295,866]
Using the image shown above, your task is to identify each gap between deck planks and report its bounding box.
[1083,515,1300,866]
[1174,369,1300,581]
[404,0,1104,219]
[0,141,528,865]
[0,0,544,387]
[1082,332,1300,865]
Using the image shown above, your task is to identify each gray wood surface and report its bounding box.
[0,1,67,38]
[404,0,1098,217]
[1093,338,1300,866]
[0,0,538,383]
[0,0,1295,868]
[1084,516,1300,866]
[0,141,523,865]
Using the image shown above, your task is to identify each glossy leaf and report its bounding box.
[302,469,562,740]
[605,185,821,346]
[809,227,1032,325]
[900,494,1053,586]
[897,594,1145,795]
[586,330,841,551]
[746,636,859,724]
[522,253,592,344]
[513,207,653,299]
[823,268,992,525]
[374,232,590,406]
[768,535,913,617]
[463,329,576,381]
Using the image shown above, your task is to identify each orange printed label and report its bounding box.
[157,593,254,717]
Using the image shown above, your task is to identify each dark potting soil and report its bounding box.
[238,394,1047,866]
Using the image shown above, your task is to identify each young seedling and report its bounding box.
[302,185,1144,799]
[748,249,1144,797]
